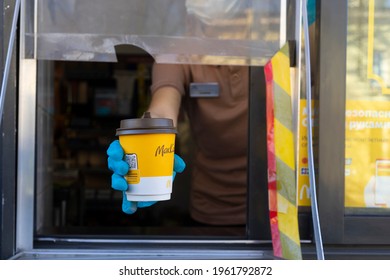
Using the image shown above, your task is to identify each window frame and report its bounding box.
[317,0,390,245]
[12,0,311,259]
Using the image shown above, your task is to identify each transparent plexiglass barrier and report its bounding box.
[27,0,283,65]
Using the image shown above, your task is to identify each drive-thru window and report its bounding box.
[1,0,390,260]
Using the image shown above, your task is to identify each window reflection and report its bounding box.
[33,0,281,65]
[345,0,390,213]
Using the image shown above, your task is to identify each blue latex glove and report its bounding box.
[107,140,186,214]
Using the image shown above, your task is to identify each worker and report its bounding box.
[107,0,249,226]
[108,62,248,226]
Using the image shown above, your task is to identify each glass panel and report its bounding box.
[345,0,390,215]
[35,47,247,238]
[29,0,282,65]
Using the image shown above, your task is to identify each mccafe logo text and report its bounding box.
[155,144,175,157]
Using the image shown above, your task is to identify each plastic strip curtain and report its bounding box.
[265,43,302,260]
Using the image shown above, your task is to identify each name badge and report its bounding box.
[189,83,219,98]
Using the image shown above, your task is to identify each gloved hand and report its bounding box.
[107,140,185,214]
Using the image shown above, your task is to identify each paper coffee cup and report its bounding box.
[116,113,177,201]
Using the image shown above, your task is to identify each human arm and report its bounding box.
[147,86,182,127]
[148,62,189,126]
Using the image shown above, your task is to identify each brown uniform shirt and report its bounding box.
[151,63,248,225]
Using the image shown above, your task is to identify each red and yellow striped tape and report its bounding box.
[265,43,302,260]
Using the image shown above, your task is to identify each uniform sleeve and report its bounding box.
[150,63,190,96]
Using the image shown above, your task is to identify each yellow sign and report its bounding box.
[297,99,318,206]
[345,99,390,208]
